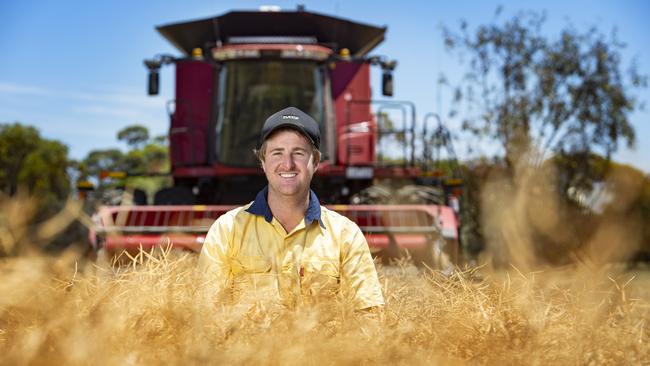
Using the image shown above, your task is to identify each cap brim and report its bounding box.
[260,122,316,147]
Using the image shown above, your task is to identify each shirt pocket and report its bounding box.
[231,255,272,274]
[230,256,278,300]
[300,259,340,297]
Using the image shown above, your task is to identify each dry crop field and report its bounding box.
[1,160,648,365]
[0,246,648,365]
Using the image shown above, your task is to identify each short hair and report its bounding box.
[253,127,321,163]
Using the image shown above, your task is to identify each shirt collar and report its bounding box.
[305,189,325,228]
[246,186,325,228]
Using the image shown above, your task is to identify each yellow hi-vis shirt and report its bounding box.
[197,187,385,310]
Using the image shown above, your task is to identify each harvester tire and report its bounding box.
[133,188,147,205]
[154,186,195,205]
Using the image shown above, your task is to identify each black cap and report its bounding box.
[259,107,321,148]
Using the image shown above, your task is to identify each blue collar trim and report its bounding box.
[246,186,325,228]
[305,189,324,228]
[246,186,274,222]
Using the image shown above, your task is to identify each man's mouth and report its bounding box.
[279,173,297,178]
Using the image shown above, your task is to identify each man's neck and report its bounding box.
[267,189,310,233]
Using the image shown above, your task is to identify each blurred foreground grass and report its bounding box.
[0,247,648,365]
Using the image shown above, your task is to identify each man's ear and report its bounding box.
[312,153,320,172]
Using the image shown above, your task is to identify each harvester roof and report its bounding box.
[156,10,386,58]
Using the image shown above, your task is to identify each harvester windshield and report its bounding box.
[216,60,326,166]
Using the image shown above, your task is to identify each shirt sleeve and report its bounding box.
[197,213,233,292]
[340,221,385,310]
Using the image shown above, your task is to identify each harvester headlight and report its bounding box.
[280,48,329,61]
[212,48,261,60]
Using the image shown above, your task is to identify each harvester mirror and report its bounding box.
[382,71,393,97]
[147,69,160,96]
[144,59,162,96]
[144,55,175,96]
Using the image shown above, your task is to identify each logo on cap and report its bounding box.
[259,106,321,149]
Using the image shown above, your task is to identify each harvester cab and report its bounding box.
[92,7,461,269]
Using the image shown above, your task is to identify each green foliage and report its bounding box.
[83,148,126,178]
[0,123,70,207]
[117,124,149,148]
[0,123,81,256]
[123,140,171,201]
[81,124,170,203]
[125,142,168,174]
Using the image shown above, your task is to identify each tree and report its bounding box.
[83,125,168,178]
[0,123,76,255]
[117,124,149,149]
[443,10,646,189]
[83,148,126,178]
[81,125,170,204]
[0,123,70,205]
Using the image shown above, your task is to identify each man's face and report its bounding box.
[261,129,318,199]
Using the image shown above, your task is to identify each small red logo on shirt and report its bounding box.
[299,266,305,277]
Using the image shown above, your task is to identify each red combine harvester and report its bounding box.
[90,7,462,267]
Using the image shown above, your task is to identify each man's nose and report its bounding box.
[280,153,295,169]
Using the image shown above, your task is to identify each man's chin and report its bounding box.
[272,186,307,198]
[278,189,303,197]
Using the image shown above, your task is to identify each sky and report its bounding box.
[1,0,648,172]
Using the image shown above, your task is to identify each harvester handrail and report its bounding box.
[93,203,453,236]
[358,226,440,233]
[95,226,212,233]
[96,225,440,234]
[344,99,417,167]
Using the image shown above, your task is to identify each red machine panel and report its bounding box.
[170,60,214,167]
[92,204,458,262]
[331,62,375,166]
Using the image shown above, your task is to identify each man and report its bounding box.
[197,106,384,310]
